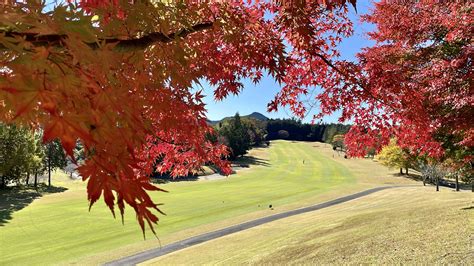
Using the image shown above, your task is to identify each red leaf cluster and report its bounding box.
[284,1,473,163]
[3,0,471,234]
[344,2,473,159]
[0,0,353,234]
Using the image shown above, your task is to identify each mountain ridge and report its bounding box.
[207,112,269,125]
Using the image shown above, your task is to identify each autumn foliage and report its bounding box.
[340,2,473,162]
[0,0,358,234]
[1,0,472,234]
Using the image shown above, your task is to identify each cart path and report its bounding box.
[105,185,413,266]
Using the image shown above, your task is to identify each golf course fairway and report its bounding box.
[0,140,416,265]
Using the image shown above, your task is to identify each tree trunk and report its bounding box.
[34,172,38,188]
[455,174,459,192]
[26,172,30,185]
[48,155,51,187]
[436,176,439,192]
[1,175,5,188]
[422,176,426,186]
[48,165,51,187]
[400,168,403,175]
[471,180,473,192]
[405,167,409,175]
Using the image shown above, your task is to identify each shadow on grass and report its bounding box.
[150,174,199,184]
[151,155,270,184]
[392,173,474,191]
[390,172,423,182]
[233,155,271,168]
[0,185,68,226]
[253,143,271,149]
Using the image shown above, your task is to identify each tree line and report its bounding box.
[266,119,350,143]
[210,113,350,159]
[0,123,67,188]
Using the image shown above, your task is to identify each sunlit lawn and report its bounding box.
[149,186,473,264]
[0,140,416,265]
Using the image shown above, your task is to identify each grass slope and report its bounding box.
[148,187,474,264]
[0,141,416,265]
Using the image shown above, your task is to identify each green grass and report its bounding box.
[149,187,474,264]
[0,140,414,265]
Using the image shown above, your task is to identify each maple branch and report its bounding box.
[312,52,366,91]
[0,22,213,51]
[112,22,213,50]
[312,52,400,112]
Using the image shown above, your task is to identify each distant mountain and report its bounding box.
[246,112,269,121]
[207,112,269,125]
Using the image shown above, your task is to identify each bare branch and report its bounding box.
[0,22,213,51]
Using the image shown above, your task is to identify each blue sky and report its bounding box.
[202,1,375,122]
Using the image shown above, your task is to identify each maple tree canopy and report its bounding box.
[0,0,472,234]
[340,2,473,163]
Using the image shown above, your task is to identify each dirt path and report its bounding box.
[198,166,250,181]
[105,186,414,266]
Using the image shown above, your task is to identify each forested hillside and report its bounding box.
[265,119,350,143]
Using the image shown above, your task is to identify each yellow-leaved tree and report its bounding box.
[377,139,412,175]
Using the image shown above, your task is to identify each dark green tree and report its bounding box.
[43,140,67,187]
[219,113,251,159]
[242,118,266,146]
[0,123,37,187]
[25,132,45,186]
